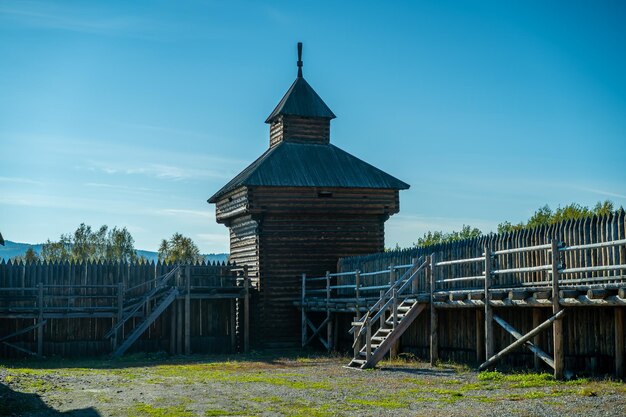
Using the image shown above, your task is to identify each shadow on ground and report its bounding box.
[0,382,100,416]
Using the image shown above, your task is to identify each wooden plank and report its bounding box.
[484,247,494,360]
[430,254,438,366]
[37,282,43,356]
[552,239,565,379]
[476,309,484,363]
[243,267,250,353]
[616,307,624,379]
[185,266,191,355]
[533,309,542,370]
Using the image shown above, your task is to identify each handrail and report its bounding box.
[350,257,426,340]
[105,265,180,339]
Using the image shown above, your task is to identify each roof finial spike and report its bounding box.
[297,42,303,78]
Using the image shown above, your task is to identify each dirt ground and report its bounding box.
[1,352,625,417]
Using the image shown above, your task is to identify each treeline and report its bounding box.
[12,224,211,264]
[411,200,622,249]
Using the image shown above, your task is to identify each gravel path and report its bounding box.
[1,352,625,416]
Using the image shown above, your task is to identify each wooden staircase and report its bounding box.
[347,258,429,370]
[112,287,179,357]
[106,266,180,357]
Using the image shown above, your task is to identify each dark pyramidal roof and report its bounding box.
[208,142,409,203]
[265,76,336,123]
[208,43,409,204]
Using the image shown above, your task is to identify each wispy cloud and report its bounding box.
[84,182,155,193]
[0,176,44,185]
[567,186,626,201]
[0,1,161,38]
[88,161,231,181]
[156,209,214,220]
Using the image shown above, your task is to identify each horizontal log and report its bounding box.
[587,289,609,299]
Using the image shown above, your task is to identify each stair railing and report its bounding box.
[105,265,180,339]
[350,257,429,349]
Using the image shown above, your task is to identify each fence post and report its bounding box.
[243,265,250,353]
[355,270,360,303]
[392,288,398,329]
[389,264,395,286]
[430,253,438,366]
[616,307,625,379]
[37,282,44,357]
[184,265,191,355]
[484,246,494,362]
[411,257,418,293]
[301,273,307,347]
[551,239,564,380]
[379,289,385,328]
[115,281,124,349]
[353,317,360,358]
[365,317,372,362]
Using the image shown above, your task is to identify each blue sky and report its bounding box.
[1,0,625,253]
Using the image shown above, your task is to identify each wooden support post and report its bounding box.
[365,317,372,362]
[389,264,395,285]
[37,282,44,357]
[353,317,360,358]
[533,309,542,370]
[327,313,333,351]
[411,257,418,293]
[484,246,494,361]
[301,273,307,347]
[430,254,438,366]
[325,271,331,351]
[355,270,360,302]
[615,307,624,379]
[243,266,250,353]
[184,265,191,355]
[476,309,484,364]
[392,288,398,328]
[114,281,124,349]
[379,290,385,328]
[390,287,399,359]
[169,301,176,354]
[551,239,564,380]
[230,299,236,352]
[176,299,183,354]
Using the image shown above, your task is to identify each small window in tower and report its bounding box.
[318,191,333,198]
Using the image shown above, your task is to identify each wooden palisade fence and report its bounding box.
[0,261,251,358]
[299,211,626,377]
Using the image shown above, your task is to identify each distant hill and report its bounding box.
[0,240,229,264]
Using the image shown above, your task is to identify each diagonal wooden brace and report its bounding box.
[0,320,48,343]
[305,316,330,349]
[479,309,566,371]
[492,314,554,369]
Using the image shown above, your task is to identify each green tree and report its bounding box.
[158,233,203,264]
[41,236,72,262]
[415,225,482,247]
[41,223,137,263]
[11,247,41,263]
[105,227,137,262]
[497,200,620,233]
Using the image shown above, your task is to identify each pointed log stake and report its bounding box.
[479,309,565,371]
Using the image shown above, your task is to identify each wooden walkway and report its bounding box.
[297,238,626,378]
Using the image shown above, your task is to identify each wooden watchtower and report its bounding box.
[208,43,409,348]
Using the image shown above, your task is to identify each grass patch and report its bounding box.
[348,398,406,409]
[133,402,194,417]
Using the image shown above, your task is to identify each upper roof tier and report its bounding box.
[208,142,410,203]
[265,76,336,123]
